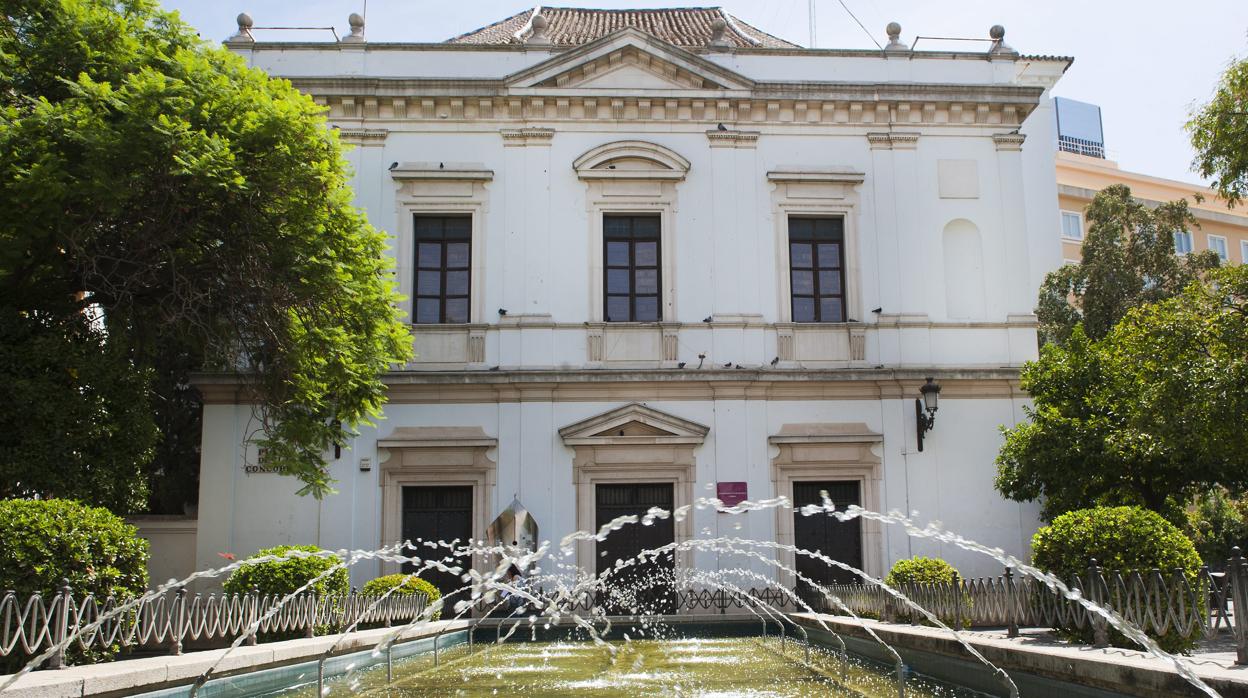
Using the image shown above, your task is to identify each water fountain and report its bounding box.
[0,492,1228,697]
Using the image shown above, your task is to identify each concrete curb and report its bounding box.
[793,613,1248,698]
[0,620,471,698]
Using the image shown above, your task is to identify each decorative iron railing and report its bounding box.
[6,553,1248,671]
[0,584,427,670]
[824,553,1248,664]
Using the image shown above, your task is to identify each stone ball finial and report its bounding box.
[526,12,551,46]
[342,12,365,43]
[229,12,255,43]
[988,24,1014,55]
[884,21,906,52]
[708,16,731,50]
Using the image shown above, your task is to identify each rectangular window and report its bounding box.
[603,214,661,322]
[1241,240,1248,265]
[1209,235,1229,262]
[1173,230,1194,255]
[788,216,846,323]
[413,215,471,324]
[1060,211,1083,240]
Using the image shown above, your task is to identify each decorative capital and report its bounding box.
[866,132,919,150]
[705,129,759,149]
[993,132,1026,151]
[500,127,555,147]
[337,128,388,145]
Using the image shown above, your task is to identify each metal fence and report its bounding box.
[7,554,1248,670]
[0,584,428,670]
[824,553,1248,664]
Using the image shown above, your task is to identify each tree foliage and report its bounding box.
[1189,54,1248,206]
[997,265,1248,520]
[1185,487,1248,570]
[0,0,411,508]
[1036,184,1218,345]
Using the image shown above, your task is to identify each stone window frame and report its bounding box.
[768,423,884,588]
[375,427,497,579]
[558,403,708,583]
[391,165,492,324]
[767,170,865,325]
[575,141,689,324]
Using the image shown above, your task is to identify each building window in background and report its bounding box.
[413,215,472,324]
[1173,231,1194,255]
[1209,235,1229,262]
[1060,211,1083,240]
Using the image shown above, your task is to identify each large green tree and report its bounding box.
[0,0,411,511]
[1036,184,1218,345]
[997,265,1248,520]
[1189,54,1248,205]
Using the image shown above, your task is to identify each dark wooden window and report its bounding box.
[789,217,846,323]
[604,214,661,322]
[414,215,471,324]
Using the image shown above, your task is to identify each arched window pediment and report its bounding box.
[573,141,690,181]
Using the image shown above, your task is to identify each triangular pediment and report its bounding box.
[505,28,753,92]
[559,403,709,445]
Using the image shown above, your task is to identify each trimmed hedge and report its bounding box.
[884,556,967,627]
[885,556,960,587]
[1032,506,1201,582]
[361,574,441,619]
[0,498,149,669]
[222,545,348,598]
[0,498,149,599]
[1031,506,1202,652]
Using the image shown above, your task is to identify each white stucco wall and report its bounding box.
[193,33,1066,591]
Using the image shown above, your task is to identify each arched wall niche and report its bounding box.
[942,218,986,320]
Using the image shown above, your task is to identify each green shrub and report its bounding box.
[222,545,348,598]
[0,499,149,598]
[1032,506,1202,652]
[0,498,149,669]
[885,557,960,587]
[361,574,442,620]
[884,557,967,627]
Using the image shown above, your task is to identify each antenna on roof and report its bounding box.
[808,0,816,48]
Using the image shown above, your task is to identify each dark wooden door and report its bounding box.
[595,483,677,615]
[792,481,862,610]
[401,485,473,599]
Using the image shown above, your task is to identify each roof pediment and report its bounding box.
[505,28,753,92]
[559,403,709,445]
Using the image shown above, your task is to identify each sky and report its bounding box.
[159,0,1248,186]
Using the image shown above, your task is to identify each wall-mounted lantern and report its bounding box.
[915,377,941,452]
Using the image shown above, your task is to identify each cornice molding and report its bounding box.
[767,168,865,184]
[388,163,493,181]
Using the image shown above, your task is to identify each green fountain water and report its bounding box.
[273,637,981,697]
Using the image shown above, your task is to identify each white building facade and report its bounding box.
[196,8,1069,593]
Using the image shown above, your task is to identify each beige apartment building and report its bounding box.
[1056,150,1248,265]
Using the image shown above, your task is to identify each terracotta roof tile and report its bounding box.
[447,6,799,49]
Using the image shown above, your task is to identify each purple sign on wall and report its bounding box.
[717,481,748,507]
